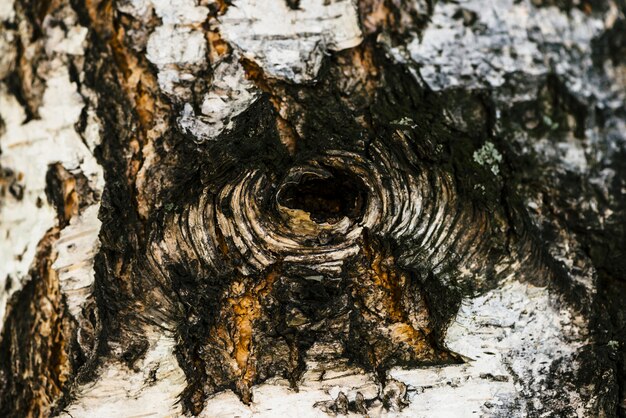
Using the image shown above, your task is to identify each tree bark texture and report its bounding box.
[0,0,625,416]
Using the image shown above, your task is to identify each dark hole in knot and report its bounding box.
[279,171,367,224]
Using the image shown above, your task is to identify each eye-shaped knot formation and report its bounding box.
[150,134,506,283]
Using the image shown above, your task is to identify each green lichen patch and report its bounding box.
[473,141,503,176]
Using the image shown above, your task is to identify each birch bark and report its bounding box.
[0,0,625,417]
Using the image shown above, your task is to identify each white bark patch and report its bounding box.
[0,39,103,330]
[390,279,586,416]
[177,58,259,143]
[45,24,88,56]
[52,205,102,319]
[392,0,603,92]
[197,280,588,417]
[219,0,363,83]
[141,0,262,142]
[61,333,187,418]
[0,67,103,328]
[0,0,15,21]
[151,0,209,25]
[144,0,209,97]
[147,26,207,67]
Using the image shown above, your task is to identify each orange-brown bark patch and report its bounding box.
[213,269,280,403]
[0,229,74,417]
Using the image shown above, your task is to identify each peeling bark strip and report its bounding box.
[1,0,626,416]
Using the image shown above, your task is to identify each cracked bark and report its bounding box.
[1,0,625,417]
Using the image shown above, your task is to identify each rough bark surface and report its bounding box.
[0,0,625,417]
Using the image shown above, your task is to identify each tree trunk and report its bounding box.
[1,0,625,416]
